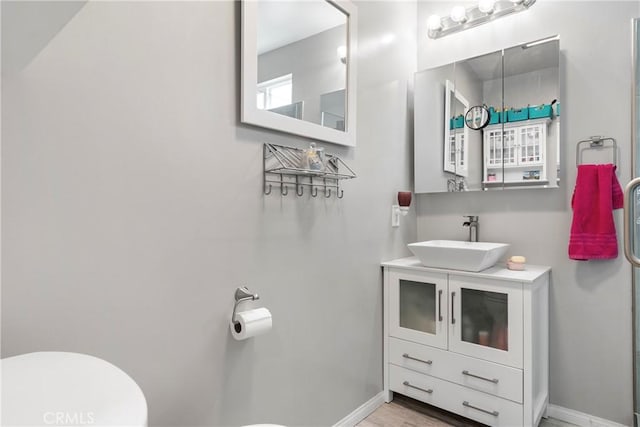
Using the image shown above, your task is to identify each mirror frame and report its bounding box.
[240,0,358,147]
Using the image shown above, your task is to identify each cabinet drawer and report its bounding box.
[390,364,522,427]
[389,337,523,403]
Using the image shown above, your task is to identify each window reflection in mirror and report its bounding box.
[256,0,347,131]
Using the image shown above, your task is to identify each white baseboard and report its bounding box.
[333,391,385,427]
[547,404,628,427]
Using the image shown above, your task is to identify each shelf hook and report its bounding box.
[295,176,303,196]
[325,187,332,198]
[337,189,344,199]
[264,183,272,195]
[281,185,288,196]
[311,187,318,197]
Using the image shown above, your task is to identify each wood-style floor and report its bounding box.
[356,394,577,427]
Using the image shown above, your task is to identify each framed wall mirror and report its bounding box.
[443,79,470,179]
[241,0,358,147]
[414,36,560,193]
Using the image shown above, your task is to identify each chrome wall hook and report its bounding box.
[311,187,318,197]
[264,183,272,195]
[337,189,344,199]
[325,187,332,198]
[281,185,288,196]
[232,286,259,329]
[295,176,304,196]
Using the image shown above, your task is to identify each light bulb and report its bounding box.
[450,6,467,23]
[426,14,443,31]
[478,0,496,14]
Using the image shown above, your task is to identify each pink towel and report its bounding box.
[568,164,623,260]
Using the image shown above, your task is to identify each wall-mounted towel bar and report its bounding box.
[576,136,617,167]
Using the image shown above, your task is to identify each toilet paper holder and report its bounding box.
[232,286,259,328]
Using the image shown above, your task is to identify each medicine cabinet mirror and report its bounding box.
[415,36,560,193]
[241,0,357,147]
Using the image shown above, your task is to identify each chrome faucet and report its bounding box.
[462,215,479,242]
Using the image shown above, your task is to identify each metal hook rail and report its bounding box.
[576,136,617,167]
[263,143,356,198]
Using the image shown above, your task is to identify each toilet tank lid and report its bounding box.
[1,351,147,427]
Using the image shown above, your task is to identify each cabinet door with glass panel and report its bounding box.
[484,121,548,184]
[388,270,448,350]
[448,275,524,368]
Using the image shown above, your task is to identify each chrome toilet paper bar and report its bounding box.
[231,286,259,327]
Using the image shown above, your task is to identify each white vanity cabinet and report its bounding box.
[382,257,549,426]
[484,119,550,185]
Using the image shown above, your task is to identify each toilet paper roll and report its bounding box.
[231,308,272,341]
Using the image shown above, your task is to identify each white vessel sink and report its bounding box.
[408,240,510,272]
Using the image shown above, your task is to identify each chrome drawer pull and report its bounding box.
[403,353,433,365]
[463,401,499,417]
[451,291,456,324]
[402,381,433,394]
[462,370,499,384]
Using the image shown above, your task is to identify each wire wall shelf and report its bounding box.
[263,143,357,198]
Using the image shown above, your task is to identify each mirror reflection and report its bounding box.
[444,79,469,182]
[414,37,560,193]
[256,0,347,131]
[500,39,560,188]
[465,105,491,130]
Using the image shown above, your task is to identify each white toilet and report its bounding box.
[1,351,147,426]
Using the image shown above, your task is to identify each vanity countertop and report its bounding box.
[382,256,550,283]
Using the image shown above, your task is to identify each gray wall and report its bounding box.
[1,1,417,426]
[483,68,559,110]
[416,1,638,424]
[414,63,455,193]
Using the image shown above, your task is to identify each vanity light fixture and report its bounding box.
[478,0,496,14]
[450,6,467,23]
[337,45,347,64]
[426,14,443,32]
[427,0,536,39]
